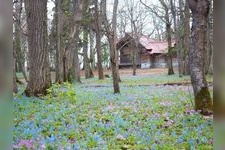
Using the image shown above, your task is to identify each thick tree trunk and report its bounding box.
[55,0,64,83]
[101,0,120,93]
[64,38,75,82]
[65,29,81,83]
[74,35,81,83]
[94,1,104,80]
[187,0,213,115]
[81,0,93,79]
[83,27,93,79]
[72,0,82,83]
[64,26,81,83]
[24,0,51,96]
[55,0,82,83]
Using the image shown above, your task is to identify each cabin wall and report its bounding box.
[141,54,178,69]
[119,46,141,68]
[119,47,178,69]
[120,47,132,64]
[140,55,151,68]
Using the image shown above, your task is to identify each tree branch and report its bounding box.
[140,0,169,24]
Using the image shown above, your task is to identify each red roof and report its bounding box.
[139,36,175,54]
[116,34,176,54]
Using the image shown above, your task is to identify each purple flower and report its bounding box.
[16,139,34,149]
[209,138,213,145]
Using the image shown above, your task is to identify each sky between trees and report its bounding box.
[47,0,158,36]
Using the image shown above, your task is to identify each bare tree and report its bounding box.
[101,0,120,93]
[182,0,190,75]
[14,0,28,82]
[55,0,64,83]
[55,0,82,83]
[67,0,83,83]
[187,0,213,115]
[83,27,94,79]
[140,0,174,75]
[123,0,143,75]
[159,0,174,75]
[170,0,183,77]
[13,40,18,93]
[94,0,104,79]
[152,15,164,41]
[24,0,51,96]
[81,0,94,79]
[117,9,128,38]
[89,30,95,69]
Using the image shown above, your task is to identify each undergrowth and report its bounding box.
[13,76,213,149]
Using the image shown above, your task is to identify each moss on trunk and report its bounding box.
[195,87,213,115]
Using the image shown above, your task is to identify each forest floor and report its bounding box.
[14,69,213,149]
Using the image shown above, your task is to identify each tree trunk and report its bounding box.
[24,0,51,96]
[74,34,82,83]
[94,0,104,80]
[13,41,18,93]
[15,24,28,83]
[69,24,81,83]
[55,0,64,83]
[89,30,95,69]
[208,49,213,74]
[108,36,120,93]
[132,46,137,76]
[131,23,138,76]
[83,26,93,79]
[14,0,28,82]
[64,38,75,82]
[208,0,213,75]
[166,23,174,75]
[204,0,213,75]
[187,0,213,115]
[72,0,82,83]
[170,0,182,77]
[101,0,120,93]
[183,0,190,75]
[159,0,174,75]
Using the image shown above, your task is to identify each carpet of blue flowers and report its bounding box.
[13,75,213,149]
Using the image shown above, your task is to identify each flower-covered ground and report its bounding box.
[14,73,213,149]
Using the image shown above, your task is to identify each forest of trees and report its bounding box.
[11,0,217,149]
[13,0,213,114]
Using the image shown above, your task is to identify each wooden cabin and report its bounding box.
[116,34,177,69]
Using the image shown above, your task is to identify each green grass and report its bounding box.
[82,74,213,86]
[13,74,213,149]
